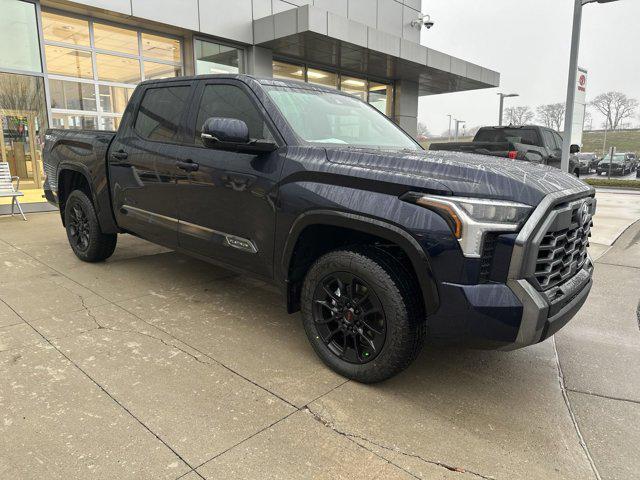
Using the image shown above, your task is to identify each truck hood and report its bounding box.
[326,148,591,206]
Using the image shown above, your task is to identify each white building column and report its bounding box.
[246,46,273,77]
[393,79,419,138]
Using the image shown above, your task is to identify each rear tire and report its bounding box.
[301,247,426,383]
[64,190,117,262]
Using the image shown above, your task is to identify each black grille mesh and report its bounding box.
[534,202,593,290]
[479,234,497,282]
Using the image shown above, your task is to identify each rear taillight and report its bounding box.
[508,151,518,160]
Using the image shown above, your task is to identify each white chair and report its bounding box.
[0,162,27,221]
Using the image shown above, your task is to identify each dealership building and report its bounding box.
[0,0,499,207]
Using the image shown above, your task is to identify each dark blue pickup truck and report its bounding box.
[43,75,595,383]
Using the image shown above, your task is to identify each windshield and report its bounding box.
[474,128,541,146]
[265,86,420,150]
[602,154,625,164]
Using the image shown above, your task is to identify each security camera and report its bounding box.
[411,14,434,30]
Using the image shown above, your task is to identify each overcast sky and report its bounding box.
[418,0,640,136]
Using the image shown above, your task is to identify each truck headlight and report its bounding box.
[403,193,533,258]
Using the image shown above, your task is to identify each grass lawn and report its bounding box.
[581,129,640,155]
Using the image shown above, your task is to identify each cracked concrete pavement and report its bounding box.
[1,192,639,479]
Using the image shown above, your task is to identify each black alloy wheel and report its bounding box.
[68,203,91,252]
[301,247,426,383]
[312,272,386,364]
[64,190,117,262]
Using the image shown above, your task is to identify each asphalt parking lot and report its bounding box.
[1,189,639,480]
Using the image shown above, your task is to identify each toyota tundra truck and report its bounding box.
[429,125,582,176]
[43,75,595,383]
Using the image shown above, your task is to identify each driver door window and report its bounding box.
[542,130,557,151]
[194,84,271,144]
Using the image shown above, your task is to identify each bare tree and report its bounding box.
[584,110,593,131]
[465,125,482,137]
[504,106,534,126]
[590,91,639,130]
[536,103,565,131]
[417,121,430,138]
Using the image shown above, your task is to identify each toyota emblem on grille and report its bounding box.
[579,202,590,226]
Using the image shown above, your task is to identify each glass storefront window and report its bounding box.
[0,72,48,204]
[98,85,133,114]
[0,0,42,72]
[340,76,367,101]
[273,61,304,81]
[49,79,97,111]
[368,81,393,116]
[43,11,184,132]
[143,33,182,63]
[194,39,242,74]
[143,61,181,80]
[45,45,94,79]
[93,23,139,55]
[41,11,90,47]
[96,53,141,83]
[306,68,337,89]
[51,113,98,129]
[99,116,121,131]
[272,61,395,118]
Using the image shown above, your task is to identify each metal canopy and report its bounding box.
[253,5,500,96]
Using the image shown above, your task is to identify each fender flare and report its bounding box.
[57,162,119,234]
[281,210,439,315]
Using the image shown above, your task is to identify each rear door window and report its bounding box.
[135,85,190,142]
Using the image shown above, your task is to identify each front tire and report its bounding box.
[64,190,117,262]
[301,247,426,383]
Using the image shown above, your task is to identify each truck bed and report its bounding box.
[44,129,116,191]
[43,128,118,233]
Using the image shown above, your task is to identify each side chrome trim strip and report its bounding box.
[122,205,178,229]
[121,205,258,254]
[179,220,258,254]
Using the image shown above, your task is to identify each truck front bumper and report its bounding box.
[503,260,592,349]
[430,260,592,349]
[427,186,596,349]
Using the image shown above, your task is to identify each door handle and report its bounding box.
[111,150,129,160]
[176,159,199,172]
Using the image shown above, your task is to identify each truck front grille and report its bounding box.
[533,199,593,290]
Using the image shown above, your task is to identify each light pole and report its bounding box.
[561,0,620,172]
[454,119,465,141]
[498,93,519,126]
[447,114,453,142]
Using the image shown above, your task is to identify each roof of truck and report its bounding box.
[137,73,343,94]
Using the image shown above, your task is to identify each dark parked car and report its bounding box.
[42,75,595,383]
[575,152,599,173]
[429,125,582,176]
[623,152,638,171]
[596,153,633,176]
[574,153,597,174]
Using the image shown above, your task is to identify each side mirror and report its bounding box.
[570,144,580,154]
[201,117,249,146]
[201,116,278,153]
